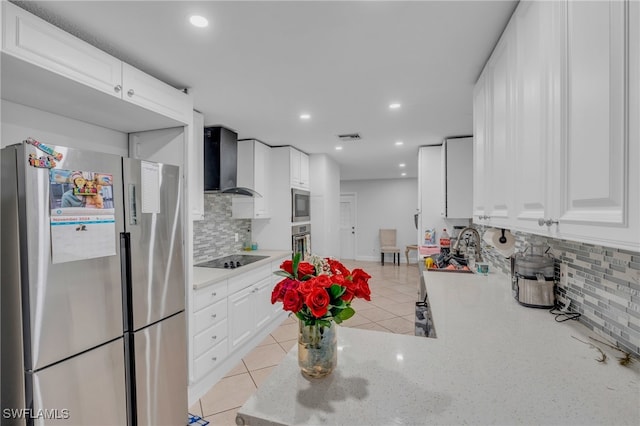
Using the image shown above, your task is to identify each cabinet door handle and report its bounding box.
[212,292,217,297]
[211,335,217,340]
[212,357,217,361]
[114,84,122,93]
[538,218,559,227]
[127,89,135,97]
[211,314,217,319]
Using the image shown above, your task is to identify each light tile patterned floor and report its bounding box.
[189,260,420,424]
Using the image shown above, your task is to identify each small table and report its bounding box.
[405,244,418,264]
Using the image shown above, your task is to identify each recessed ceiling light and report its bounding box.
[399,163,406,168]
[335,146,343,151]
[389,103,401,109]
[395,141,404,146]
[401,172,407,177]
[299,113,311,120]
[189,15,208,28]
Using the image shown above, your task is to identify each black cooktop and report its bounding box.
[196,254,269,269]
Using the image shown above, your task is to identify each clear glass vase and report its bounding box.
[297,320,337,378]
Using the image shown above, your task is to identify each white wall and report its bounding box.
[340,178,418,262]
[1,100,128,154]
[310,154,340,257]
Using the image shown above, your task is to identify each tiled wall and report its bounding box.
[193,194,251,264]
[475,225,640,357]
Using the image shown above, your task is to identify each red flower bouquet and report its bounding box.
[271,253,372,327]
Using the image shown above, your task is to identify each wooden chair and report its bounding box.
[379,229,400,265]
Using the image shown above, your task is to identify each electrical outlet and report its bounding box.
[560,262,568,287]
[234,233,239,242]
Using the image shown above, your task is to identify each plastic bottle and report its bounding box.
[439,228,451,254]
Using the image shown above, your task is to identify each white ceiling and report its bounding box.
[13,0,517,181]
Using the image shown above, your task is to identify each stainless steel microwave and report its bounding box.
[291,189,310,222]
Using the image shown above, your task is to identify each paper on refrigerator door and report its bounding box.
[141,161,160,214]
[48,169,116,264]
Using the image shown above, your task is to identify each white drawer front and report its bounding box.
[193,319,228,358]
[194,338,228,380]
[194,299,227,334]
[194,282,228,312]
[228,264,271,294]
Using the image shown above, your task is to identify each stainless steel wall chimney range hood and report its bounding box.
[203,126,261,197]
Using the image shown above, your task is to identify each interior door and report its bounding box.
[339,194,356,260]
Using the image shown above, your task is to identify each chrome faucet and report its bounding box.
[453,227,484,263]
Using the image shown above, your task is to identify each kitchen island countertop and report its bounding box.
[192,250,291,290]
[236,269,640,425]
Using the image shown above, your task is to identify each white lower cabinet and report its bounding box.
[228,285,256,350]
[189,255,290,404]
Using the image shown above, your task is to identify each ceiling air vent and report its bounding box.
[337,133,362,142]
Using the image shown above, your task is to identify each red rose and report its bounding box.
[341,287,355,302]
[354,281,371,301]
[298,279,316,295]
[327,259,350,276]
[271,280,284,304]
[331,274,347,286]
[280,260,294,275]
[283,289,303,312]
[272,278,299,304]
[305,287,330,318]
[313,275,333,288]
[297,262,316,279]
[351,268,371,284]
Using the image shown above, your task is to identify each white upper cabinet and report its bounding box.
[511,0,561,235]
[2,1,121,97]
[475,0,639,251]
[472,73,489,222]
[442,137,473,219]
[472,21,516,228]
[290,148,310,189]
[486,24,515,229]
[1,2,192,131]
[121,63,191,124]
[552,0,637,249]
[232,140,271,219]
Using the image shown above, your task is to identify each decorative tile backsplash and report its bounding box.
[475,225,640,357]
[193,194,251,264]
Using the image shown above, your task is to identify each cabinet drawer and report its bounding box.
[194,299,227,334]
[194,282,228,312]
[194,338,228,380]
[228,264,271,294]
[193,319,228,358]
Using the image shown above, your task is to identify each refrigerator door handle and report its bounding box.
[120,232,133,332]
[128,183,138,225]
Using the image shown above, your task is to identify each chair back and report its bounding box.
[379,229,397,247]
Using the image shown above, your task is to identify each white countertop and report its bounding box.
[236,269,640,425]
[192,250,291,290]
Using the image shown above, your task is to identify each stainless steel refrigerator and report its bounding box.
[1,141,186,425]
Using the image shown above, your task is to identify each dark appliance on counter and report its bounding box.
[196,254,269,269]
[511,244,556,308]
[203,126,260,196]
[292,224,311,259]
[1,142,186,425]
[291,188,310,222]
